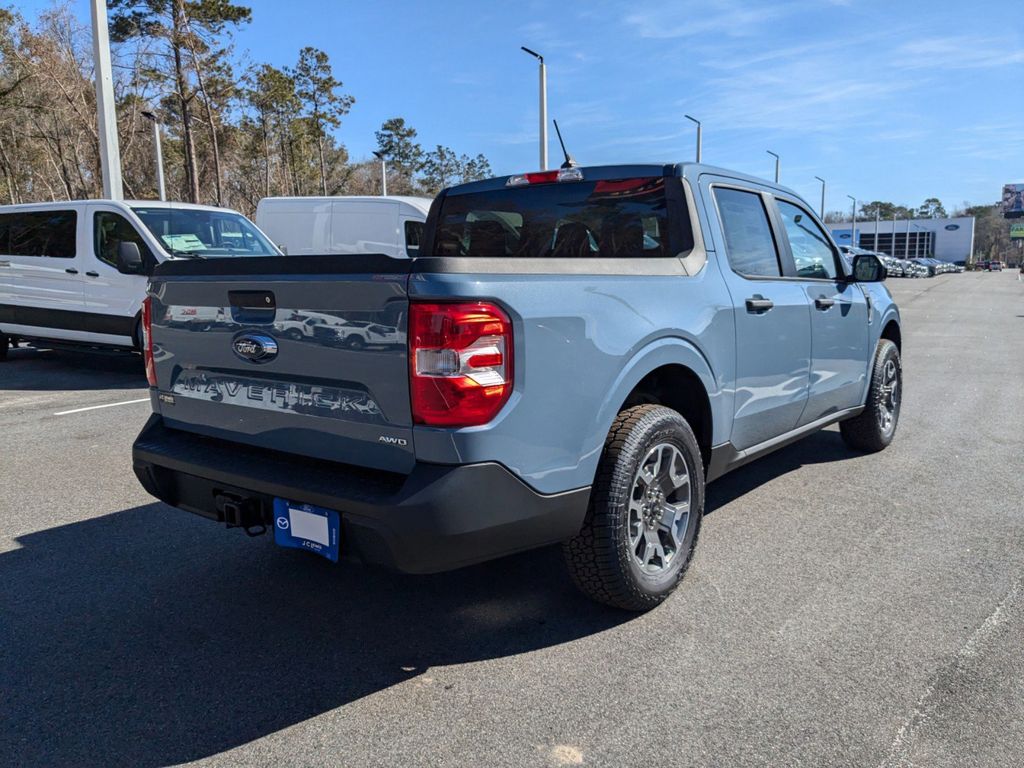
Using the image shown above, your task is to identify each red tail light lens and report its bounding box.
[141,296,157,387]
[409,302,513,427]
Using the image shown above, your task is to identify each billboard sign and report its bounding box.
[1010,222,1024,239]
[1003,183,1024,219]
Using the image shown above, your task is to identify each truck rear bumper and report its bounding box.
[132,415,590,574]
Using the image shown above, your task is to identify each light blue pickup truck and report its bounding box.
[132,163,902,611]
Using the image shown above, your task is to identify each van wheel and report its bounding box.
[563,404,704,611]
[0,333,9,360]
[840,339,902,452]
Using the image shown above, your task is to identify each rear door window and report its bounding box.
[713,188,782,277]
[433,177,691,258]
[0,210,77,257]
[404,220,424,256]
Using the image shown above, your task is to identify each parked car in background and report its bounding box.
[0,199,280,359]
[132,162,903,611]
[255,196,431,259]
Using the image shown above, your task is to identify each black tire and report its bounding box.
[0,333,8,361]
[345,335,366,350]
[564,404,704,611]
[840,339,902,453]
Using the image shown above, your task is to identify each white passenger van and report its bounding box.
[254,196,431,258]
[0,200,280,357]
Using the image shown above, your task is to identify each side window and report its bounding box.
[713,187,782,277]
[404,220,423,255]
[2,210,77,257]
[94,211,152,268]
[776,200,841,280]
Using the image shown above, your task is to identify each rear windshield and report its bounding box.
[432,177,691,258]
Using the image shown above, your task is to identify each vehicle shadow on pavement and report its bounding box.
[0,504,628,766]
[705,428,857,512]
[0,347,146,391]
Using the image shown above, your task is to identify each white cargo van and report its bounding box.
[0,199,280,357]
[254,196,431,258]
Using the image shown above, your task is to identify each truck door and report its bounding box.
[703,181,812,450]
[772,197,870,424]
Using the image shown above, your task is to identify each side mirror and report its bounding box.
[116,240,144,274]
[851,253,886,282]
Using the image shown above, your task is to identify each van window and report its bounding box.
[0,210,77,258]
[433,177,691,258]
[94,211,153,268]
[405,220,424,256]
[713,188,781,277]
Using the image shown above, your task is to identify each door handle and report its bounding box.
[814,297,835,310]
[65,268,79,275]
[0,260,10,267]
[85,271,99,277]
[745,297,774,313]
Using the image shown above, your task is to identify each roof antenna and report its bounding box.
[552,119,577,169]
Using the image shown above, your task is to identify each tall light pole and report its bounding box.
[372,150,387,196]
[767,150,780,183]
[874,206,880,251]
[905,216,912,258]
[847,195,857,248]
[684,115,702,162]
[140,111,165,201]
[521,47,548,170]
[90,0,122,199]
[892,213,898,258]
[912,223,925,258]
[814,176,826,219]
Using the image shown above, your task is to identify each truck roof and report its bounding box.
[444,162,802,201]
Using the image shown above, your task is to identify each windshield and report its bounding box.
[132,207,280,257]
[433,177,692,258]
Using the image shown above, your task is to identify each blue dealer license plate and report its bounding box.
[272,499,340,562]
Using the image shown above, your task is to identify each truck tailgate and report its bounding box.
[148,255,414,473]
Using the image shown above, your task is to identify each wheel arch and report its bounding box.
[596,338,722,471]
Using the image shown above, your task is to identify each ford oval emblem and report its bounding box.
[232,333,278,363]
[944,224,960,231]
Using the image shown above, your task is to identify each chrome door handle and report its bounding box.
[814,297,835,310]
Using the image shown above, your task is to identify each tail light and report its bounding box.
[141,296,156,387]
[409,302,513,427]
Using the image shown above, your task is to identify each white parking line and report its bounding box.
[53,398,150,416]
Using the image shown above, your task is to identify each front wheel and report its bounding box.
[563,405,704,611]
[840,339,902,452]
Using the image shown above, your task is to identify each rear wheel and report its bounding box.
[345,334,366,350]
[840,339,901,452]
[564,404,704,611]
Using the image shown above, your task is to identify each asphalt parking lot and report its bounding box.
[2,272,1022,767]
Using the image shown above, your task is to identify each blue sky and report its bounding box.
[17,0,1024,210]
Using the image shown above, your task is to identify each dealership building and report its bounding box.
[829,216,975,262]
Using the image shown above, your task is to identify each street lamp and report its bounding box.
[140,110,165,201]
[847,195,856,248]
[766,150,780,183]
[521,47,548,170]
[814,176,826,219]
[892,213,898,258]
[372,150,387,196]
[905,216,912,259]
[684,115,702,162]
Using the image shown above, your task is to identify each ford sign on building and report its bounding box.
[829,216,975,262]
